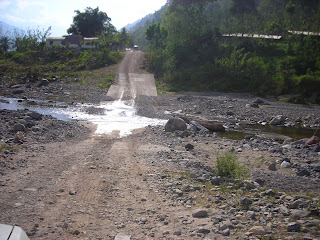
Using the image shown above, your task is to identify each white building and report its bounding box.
[46,35,98,49]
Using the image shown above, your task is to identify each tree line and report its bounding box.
[143,0,320,103]
[0,7,133,80]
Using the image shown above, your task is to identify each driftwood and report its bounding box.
[180,116,225,132]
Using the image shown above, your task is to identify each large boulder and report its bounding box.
[165,118,187,132]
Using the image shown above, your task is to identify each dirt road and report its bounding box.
[1,52,320,240]
[107,51,157,101]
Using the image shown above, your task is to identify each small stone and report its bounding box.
[13,124,25,133]
[12,89,24,94]
[221,228,230,236]
[296,169,310,177]
[115,233,131,240]
[192,209,208,218]
[248,226,266,235]
[197,228,210,234]
[162,231,169,236]
[31,126,41,132]
[268,162,277,171]
[28,112,42,120]
[240,198,253,209]
[173,230,181,236]
[290,210,311,220]
[185,143,194,150]
[281,161,291,168]
[287,222,301,232]
[73,230,80,235]
[69,189,76,195]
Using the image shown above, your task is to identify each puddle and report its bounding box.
[219,124,319,141]
[0,97,166,137]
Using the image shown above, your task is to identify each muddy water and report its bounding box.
[0,97,166,137]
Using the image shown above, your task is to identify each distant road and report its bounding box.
[107,51,157,101]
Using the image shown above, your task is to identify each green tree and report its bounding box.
[0,36,11,52]
[146,23,167,49]
[67,7,114,37]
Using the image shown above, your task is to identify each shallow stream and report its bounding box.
[0,97,166,137]
[1,97,318,140]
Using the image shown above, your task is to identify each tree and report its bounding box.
[0,36,10,52]
[67,7,114,37]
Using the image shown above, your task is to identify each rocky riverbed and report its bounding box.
[0,79,320,240]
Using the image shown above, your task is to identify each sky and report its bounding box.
[0,0,167,36]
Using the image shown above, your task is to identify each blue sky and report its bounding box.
[0,0,167,36]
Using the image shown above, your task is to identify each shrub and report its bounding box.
[215,152,248,180]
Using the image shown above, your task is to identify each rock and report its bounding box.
[13,124,25,133]
[240,198,253,209]
[264,189,276,196]
[211,176,222,185]
[189,121,209,132]
[179,130,191,138]
[115,233,131,240]
[281,161,291,168]
[28,112,42,120]
[185,143,194,150]
[12,89,24,94]
[69,189,76,195]
[38,79,49,87]
[173,230,182,236]
[311,165,320,172]
[31,126,41,132]
[197,228,210,234]
[221,228,230,236]
[293,139,309,145]
[14,131,25,143]
[253,98,265,104]
[268,162,277,171]
[290,210,311,220]
[270,115,286,125]
[306,136,320,145]
[165,118,187,132]
[219,220,233,231]
[287,222,301,232]
[296,169,311,177]
[268,146,283,153]
[243,180,261,190]
[289,200,305,209]
[192,209,208,218]
[248,226,266,235]
[247,103,259,108]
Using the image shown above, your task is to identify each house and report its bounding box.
[46,35,98,49]
[222,33,282,40]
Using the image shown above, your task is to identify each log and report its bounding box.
[180,116,225,132]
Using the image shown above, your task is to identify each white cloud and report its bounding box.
[0,0,167,36]
[0,0,11,10]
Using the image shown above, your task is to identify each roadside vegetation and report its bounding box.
[135,0,320,103]
[0,7,132,89]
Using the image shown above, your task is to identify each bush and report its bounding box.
[215,152,248,180]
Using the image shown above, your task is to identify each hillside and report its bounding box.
[128,4,168,49]
[141,0,320,103]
